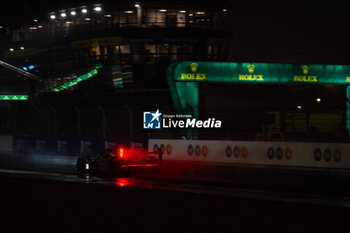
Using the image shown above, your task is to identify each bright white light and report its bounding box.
[134,3,141,8]
[33,19,38,22]
[179,10,186,13]
[71,11,76,16]
[9,48,14,51]
[37,25,43,28]
[297,105,302,109]
[104,14,112,17]
[29,27,37,30]
[94,6,102,12]
[159,9,167,12]
[85,163,89,170]
[50,15,56,19]
[316,98,321,103]
[20,47,24,50]
[82,9,88,14]
[124,11,133,14]
[196,11,205,15]
[188,13,193,16]
[61,13,66,17]
[223,9,227,12]
[85,18,91,21]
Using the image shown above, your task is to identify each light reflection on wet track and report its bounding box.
[0,168,350,209]
[1,153,350,210]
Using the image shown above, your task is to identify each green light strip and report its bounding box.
[0,95,28,101]
[346,86,350,136]
[51,64,102,92]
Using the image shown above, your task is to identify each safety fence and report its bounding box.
[149,139,350,169]
[1,135,350,169]
[11,136,146,156]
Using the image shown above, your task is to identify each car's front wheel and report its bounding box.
[76,156,92,173]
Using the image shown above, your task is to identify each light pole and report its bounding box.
[135,3,142,27]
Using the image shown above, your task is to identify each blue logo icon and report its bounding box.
[267,147,274,160]
[225,146,232,157]
[143,110,162,129]
[188,145,193,156]
[314,148,322,161]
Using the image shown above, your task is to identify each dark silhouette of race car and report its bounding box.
[76,146,162,176]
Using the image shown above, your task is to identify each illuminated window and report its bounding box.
[144,44,156,53]
[208,45,212,55]
[157,44,169,53]
[156,10,166,27]
[126,13,137,25]
[119,14,126,26]
[120,44,131,54]
[177,12,186,27]
[170,45,181,61]
[213,45,219,56]
[145,9,157,26]
[114,45,121,54]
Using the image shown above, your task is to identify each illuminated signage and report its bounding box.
[168,61,350,137]
[181,73,207,80]
[173,61,350,84]
[0,95,28,101]
[238,64,264,81]
[293,65,318,83]
[51,64,102,92]
[180,63,208,80]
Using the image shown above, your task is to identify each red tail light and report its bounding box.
[119,148,124,159]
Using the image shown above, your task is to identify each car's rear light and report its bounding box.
[119,148,124,159]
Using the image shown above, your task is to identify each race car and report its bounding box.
[76,146,162,176]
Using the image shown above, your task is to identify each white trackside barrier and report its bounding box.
[149,139,350,169]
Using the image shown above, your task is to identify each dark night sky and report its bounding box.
[227,0,350,64]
